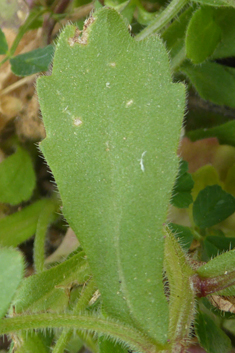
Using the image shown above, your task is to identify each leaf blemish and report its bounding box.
[68,16,95,46]
[73,117,83,126]
[68,28,82,47]
[139,151,147,172]
[126,99,133,107]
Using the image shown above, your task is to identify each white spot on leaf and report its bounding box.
[126,99,133,107]
[139,151,147,172]
[73,117,82,126]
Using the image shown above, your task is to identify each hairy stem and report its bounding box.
[164,227,196,352]
[135,0,189,41]
[0,314,165,353]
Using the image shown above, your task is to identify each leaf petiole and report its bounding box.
[0,313,166,353]
[135,0,189,41]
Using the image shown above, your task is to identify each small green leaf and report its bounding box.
[94,0,103,10]
[0,28,8,54]
[98,337,128,353]
[136,2,157,26]
[103,0,135,24]
[225,163,235,196]
[193,185,235,228]
[203,236,235,259]
[197,248,235,278]
[171,160,194,208]
[186,7,221,64]
[202,238,220,261]
[0,199,53,247]
[168,223,194,250]
[10,45,54,77]
[13,249,89,313]
[0,248,24,319]
[195,311,231,353]
[212,8,235,59]
[188,120,235,147]
[191,165,221,201]
[162,6,195,52]
[161,6,195,66]
[181,61,235,108]
[14,332,51,353]
[0,146,36,205]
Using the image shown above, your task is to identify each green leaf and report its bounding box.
[0,146,36,205]
[135,1,157,26]
[10,45,54,77]
[161,6,195,68]
[191,165,221,201]
[37,8,185,344]
[0,248,24,319]
[181,61,235,108]
[105,0,136,24]
[168,223,194,250]
[98,337,128,353]
[186,6,221,64]
[0,199,53,247]
[193,185,235,228]
[203,236,235,259]
[171,160,194,208]
[13,249,89,313]
[196,248,235,278]
[188,120,235,147]
[225,163,235,196]
[202,238,219,261]
[14,332,51,353]
[195,311,231,353]
[212,8,235,59]
[94,0,103,10]
[162,6,195,52]
[0,28,8,55]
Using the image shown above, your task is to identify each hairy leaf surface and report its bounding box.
[0,248,24,319]
[37,8,185,344]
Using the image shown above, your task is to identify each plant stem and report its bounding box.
[0,314,164,353]
[192,270,235,297]
[170,46,186,72]
[164,227,196,352]
[52,279,97,353]
[135,0,189,41]
[0,75,37,96]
